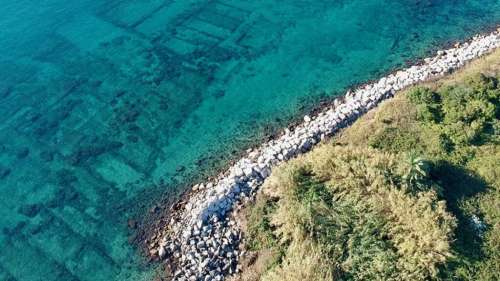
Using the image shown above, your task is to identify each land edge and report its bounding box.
[143,26,500,281]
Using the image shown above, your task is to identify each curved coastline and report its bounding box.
[150,28,500,281]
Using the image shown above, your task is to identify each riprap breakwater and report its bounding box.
[152,29,500,281]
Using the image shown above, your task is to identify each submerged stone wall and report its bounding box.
[154,29,500,281]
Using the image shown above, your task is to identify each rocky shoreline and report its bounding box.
[150,28,500,281]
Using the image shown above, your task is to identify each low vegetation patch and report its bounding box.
[237,50,500,281]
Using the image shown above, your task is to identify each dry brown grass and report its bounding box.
[336,93,419,147]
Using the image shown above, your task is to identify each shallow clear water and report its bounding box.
[0,0,499,280]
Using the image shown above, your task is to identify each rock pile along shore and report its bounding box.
[153,29,500,281]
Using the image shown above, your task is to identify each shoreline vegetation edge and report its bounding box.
[146,27,500,281]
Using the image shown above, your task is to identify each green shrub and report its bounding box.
[406,74,499,148]
[408,86,443,123]
[368,126,423,153]
[245,193,278,251]
[440,85,496,145]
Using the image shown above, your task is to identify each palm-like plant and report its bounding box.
[404,152,431,192]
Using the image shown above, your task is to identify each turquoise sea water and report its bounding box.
[0,1,499,280]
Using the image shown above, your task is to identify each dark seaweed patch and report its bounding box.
[69,139,124,165]
[18,203,42,218]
